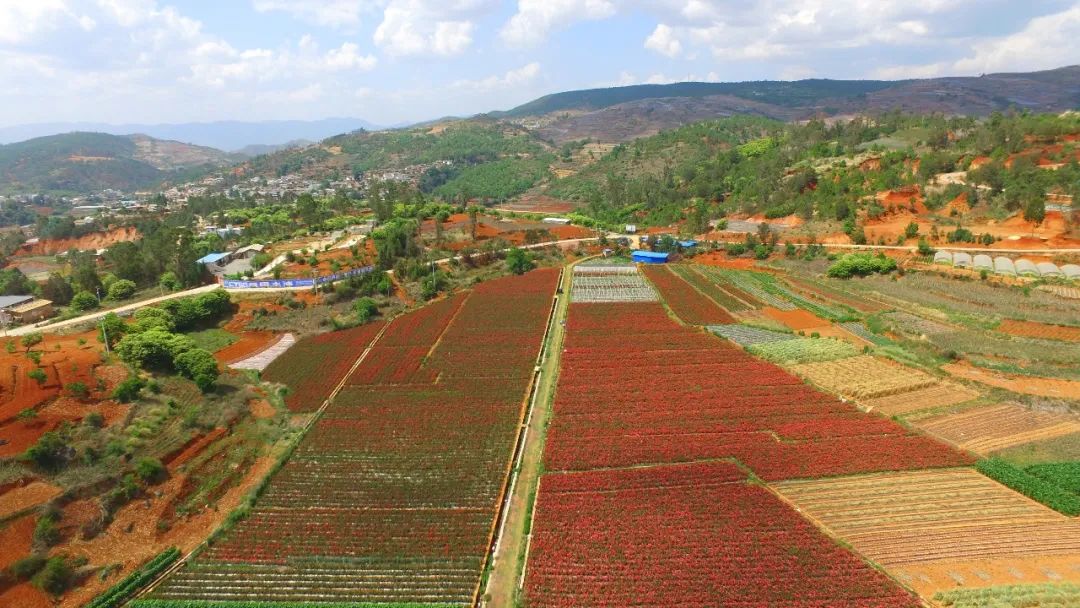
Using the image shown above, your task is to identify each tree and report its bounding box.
[20,332,42,353]
[1024,198,1046,232]
[174,348,219,392]
[904,222,920,239]
[107,279,137,301]
[131,307,174,333]
[159,271,180,292]
[69,291,98,312]
[112,376,145,403]
[32,556,74,595]
[99,312,127,347]
[506,248,535,275]
[22,431,71,471]
[134,457,166,484]
[41,273,73,305]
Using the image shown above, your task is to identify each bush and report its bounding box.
[9,555,46,580]
[66,382,90,399]
[33,556,75,595]
[33,511,61,547]
[107,279,137,301]
[70,291,99,312]
[112,376,145,403]
[977,457,1080,516]
[158,271,180,292]
[134,457,166,484]
[826,253,898,279]
[506,248,535,275]
[85,412,105,428]
[173,348,219,392]
[354,297,378,323]
[22,431,72,471]
[131,307,175,333]
[28,367,47,385]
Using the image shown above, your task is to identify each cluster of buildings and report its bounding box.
[196,244,266,278]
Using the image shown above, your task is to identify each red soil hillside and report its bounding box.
[18,226,139,256]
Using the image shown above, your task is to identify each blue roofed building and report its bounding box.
[632,250,670,264]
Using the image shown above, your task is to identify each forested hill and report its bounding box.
[0,132,235,195]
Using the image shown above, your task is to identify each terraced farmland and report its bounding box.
[149,269,559,606]
[913,403,1080,455]
[791,355,939,400]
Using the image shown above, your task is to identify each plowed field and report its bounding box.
[913,403,1080,455]
[791,355,939,400]
[862,382,979,416]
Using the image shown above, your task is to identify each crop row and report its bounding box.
[708,323,794,346]
[87,547,180,608]
[640,265,735,324]
[669,265,752,311]
[153,270,560,605]
[570,271,657,303]
[526,462,919,607]
[262,321,387,412]
[747,336,858,364]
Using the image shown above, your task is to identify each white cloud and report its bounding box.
[876,5,1080,79]
[0,0,83,44]
[251,0,373,28]
[374,0,497,56]
[500,0,616,47]
[644,24,681,58]
[454,61,541,91]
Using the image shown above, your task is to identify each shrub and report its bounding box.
[158,271,180,292]
[33,511,61,548]
[66,382,89,399]
[33,556,75,595]
[173,348,219,392]
[112,376,145,403]
[70,291,99,312]
[10,555,46,580]
[107,279,137,301]
[134,458,166,484]
[85,412,105,428]
[27,367,47,385]
[23,431,72,471]
[506,248,535,275]
[354,297,378,323]
[826,253,898,279]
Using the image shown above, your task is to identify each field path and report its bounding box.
[483,262,574,608]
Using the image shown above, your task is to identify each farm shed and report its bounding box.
[1037,262,1064,278]
[973,255,993,271]
[994,257,1016,275]
[933,251,953,265]
[678,240,698,248]
[9,299,53,323]
[632,250,670,264]
[953,252,973,268]
[1015,259,1039,277]
[1062,264,1080,280]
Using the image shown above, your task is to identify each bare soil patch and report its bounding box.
[944,362,1080,399]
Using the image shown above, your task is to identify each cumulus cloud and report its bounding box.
[876,5,1080,79]
[0,0,90,44]
[454,61,541,91]
[644,24,682,58]
[251,0,374,28]
[500,0,616,47]
[374,0,497,56]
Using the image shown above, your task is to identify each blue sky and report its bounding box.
[1,0,1078,127]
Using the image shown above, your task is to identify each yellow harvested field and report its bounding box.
[861,382,979,416]
[912,403,1080,455]
[775,469,1080,566]
[790,355,937,399]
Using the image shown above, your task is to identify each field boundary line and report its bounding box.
[133,319,394,603]
[477,267,563,608]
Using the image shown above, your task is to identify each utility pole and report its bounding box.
[100,317,110,356]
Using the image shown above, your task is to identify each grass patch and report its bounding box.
[995,432,1080,466]
[186,329,238,353]
[935,583,1080,608]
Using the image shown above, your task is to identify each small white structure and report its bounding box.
[933,251,953,265]
[973,255,993,271]
[543,217,571,225]
[1062,264,1080,280]
[625,224,638,234]
[953,252,973,268]
[1016,259,1039,277]
[1037,262,1064,278]
[994,257,1016,276]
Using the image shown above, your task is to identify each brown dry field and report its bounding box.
[912,403,1080,455]
[861,382,980,416]
[0,481,62,519]
[998,319,1080,342]
[774,468,1080,599]
[944,362,1080,399]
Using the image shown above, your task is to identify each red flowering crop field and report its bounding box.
[526,462,920,608]
[525,301,970,606]
[152,269,560,605]
[262,320,386,412]
[641,264,735,324]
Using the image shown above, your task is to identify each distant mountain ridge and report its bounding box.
[496,66,1080,142]
[0,118,384,152]
[0,132,236,195]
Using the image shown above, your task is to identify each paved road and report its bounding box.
[4,237,605,337]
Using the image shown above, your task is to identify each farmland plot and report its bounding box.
[525,301,968,606]
[861,382,979,416]
[151,270,559,606]
[747,337,858,364]
[776,469,1080,596]
[708,323,794,346]
[708,268,796,310]
[791,355,939,400]
[913,403,1080,455]
[670,265,752,312]
[998,319,1080,342]
[571,266,657,303]
[640,265,735,324]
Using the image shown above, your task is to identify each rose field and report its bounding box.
[524,299,972,606]
[149,269,559,605]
